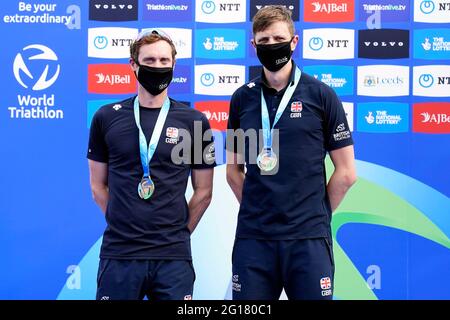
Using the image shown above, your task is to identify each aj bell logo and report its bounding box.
[96,73,130,85]
[421,112,450,124]
[312,1,348,13]
[13,44,60,91]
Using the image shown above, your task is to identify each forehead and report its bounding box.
[254,21,292,40]
[138,40,172,59]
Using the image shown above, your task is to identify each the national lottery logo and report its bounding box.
[413,29,450,60]
[303,28,355,60]
[196,0,246,23]
[414,0,450,23]
[13,44,60,91]
[304,65,354,96]
[357,102,409,133]
[88,27,138,58]
[413,65,450,97]
[196,29,245,59]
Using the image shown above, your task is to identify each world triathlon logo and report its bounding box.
[13,44,60,91]
[201,1,216,14]
[420,0,435,14]
[200,73,215,86]
[309,37,324,51]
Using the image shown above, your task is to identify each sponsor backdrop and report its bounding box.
[0,0,449,300]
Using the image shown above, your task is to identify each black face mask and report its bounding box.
[135,63,173,96]
[256,38,293,72]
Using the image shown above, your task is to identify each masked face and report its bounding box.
[256,38,294,72]
[135,63,173,96]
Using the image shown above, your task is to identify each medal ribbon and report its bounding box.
[133,96,170,178]
[260,66,301,149]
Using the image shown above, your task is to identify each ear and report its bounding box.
[130,58,138,72]
[251,38,256,48]
[291,35,299,51]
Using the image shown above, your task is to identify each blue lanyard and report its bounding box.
[260,67,301,148]
[133,96,170,178]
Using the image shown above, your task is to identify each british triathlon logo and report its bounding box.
[413,65,450,97]
[414,0,450,23]
[303,28,354,60]
[195,64,245,96]
[357,102,409,133]
[304,0,354,23]
[196,0,246,23]
[13,44,60,91]
[89,0,138,21]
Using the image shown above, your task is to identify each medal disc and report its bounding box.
[256,148,278,172]
[138,176,155,199]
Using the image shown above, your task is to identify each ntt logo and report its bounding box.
[202,1,216,14]
[200,73,215,86]
[420,0,435,14]
[309,37,324,51]
[419,74,434,88]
